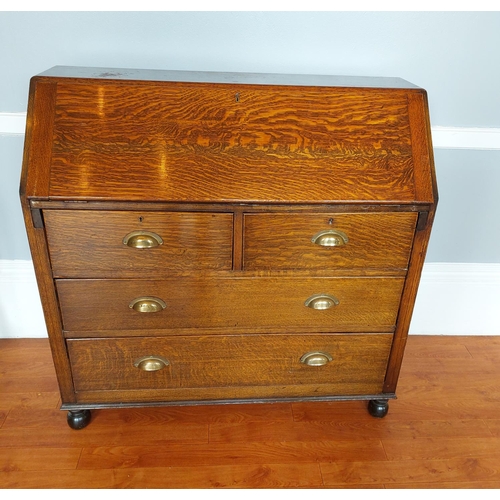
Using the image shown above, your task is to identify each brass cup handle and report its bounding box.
[134,355,170,372]
[123,231,163,249]
[129,297,167,313]
[304,294,339,310]
[311,229,348,247]
[300,351,333,367]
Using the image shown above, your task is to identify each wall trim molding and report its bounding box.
[410,262,500,335]
[431,126,500,150]
[1,111,500,150]
[0,112,26,136]
[1,259,499,338]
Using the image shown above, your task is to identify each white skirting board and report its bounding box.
[1,260,499,338]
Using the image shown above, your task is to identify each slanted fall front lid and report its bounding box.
[23,67,436,205]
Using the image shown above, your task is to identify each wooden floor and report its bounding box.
[1,336,500,488]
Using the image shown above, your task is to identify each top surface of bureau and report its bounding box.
[21,66,436,207]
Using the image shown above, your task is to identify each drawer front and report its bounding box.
[243,212,417,271]
[44,210,233,277]
[67,333,392,401]
[57,277,404,333]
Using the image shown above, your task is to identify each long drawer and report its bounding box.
[67,333,393,402]
[57,277,405,334]
[44,210,234,277]
[243,212,417,270]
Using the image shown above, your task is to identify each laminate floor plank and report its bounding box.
[294,398,500,422]
[2,336,500,488]
[77,439,387,469]
[292,400,370,421]
[0,463,324,488]
[382,436,500,461]
[401,341,473,359]
[77,402,294,425]
[320,457,500,487]
[208,418,493,443]
[0,408,209,448]
[0,447,81,472]
[387,397,500,421]
[0,469,116,488]
[0,392,61,411]
[0,339,59,394]
[388,481,500,488]
[483,419,500,436]
[464,343,500,362]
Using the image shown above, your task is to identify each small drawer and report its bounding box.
[67,333,393,402]
[57,276,404,334]
[44,210,233,277]
[243,212,417,271]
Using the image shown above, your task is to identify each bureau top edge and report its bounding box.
[34,65,422,90]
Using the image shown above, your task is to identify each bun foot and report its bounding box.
[67,409,91,429]
[368,399,389,418]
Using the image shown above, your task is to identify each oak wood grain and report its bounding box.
[56,277,404,333]
[383,208,435,393]
[243,212,417,270]
[44,210,233,277]
[16,195,77,403]
[67,334,392,397]
[21,79,57,199]
[43,81,429,203]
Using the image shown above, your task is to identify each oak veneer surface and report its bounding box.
[243,212,417,270]
[44,210,234,277]
[66,334,392,397]
[1,336,500,489]
[56,277,404,333]
[49,82,416,203]
[23,67,435,204]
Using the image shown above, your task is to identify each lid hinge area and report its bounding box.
[416,211,429,231]
[31,208,44,228]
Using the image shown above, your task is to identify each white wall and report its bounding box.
[1,11,499,337]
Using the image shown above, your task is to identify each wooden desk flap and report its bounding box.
[22,69,436,205]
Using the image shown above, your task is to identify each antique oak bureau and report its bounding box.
[20,66,437,429]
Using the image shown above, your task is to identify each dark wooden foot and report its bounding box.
[67,410,91,430]
[368,399,389,418]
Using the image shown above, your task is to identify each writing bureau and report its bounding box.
[20,66,437,429]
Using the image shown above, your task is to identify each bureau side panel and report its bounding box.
[20,78,57,199]
[19,78,76,404]
[384,210,436,392]
[407,90,437,204]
